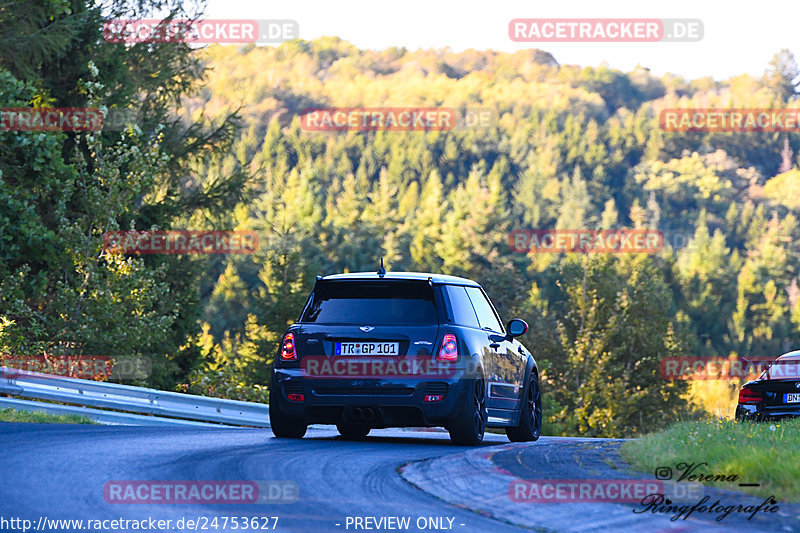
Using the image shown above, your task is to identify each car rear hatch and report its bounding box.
[294,324,439,358]
[293,278,442,360]
[758,359,800,412]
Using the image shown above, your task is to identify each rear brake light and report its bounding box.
[437,333,459,362]
[287,393,304,402]
[280,333,297,361]
[424,394,444,402]
[738,387,763,404]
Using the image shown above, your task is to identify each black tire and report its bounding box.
[336,423,371,440]
[269,388,307,439]
[506,372,542,442]
[447,378,486,446]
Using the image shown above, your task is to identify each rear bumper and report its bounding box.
[271,367,473,427]
[735,403,800,421]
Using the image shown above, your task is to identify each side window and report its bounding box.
[465,287,503,332]
[445,285,480,328]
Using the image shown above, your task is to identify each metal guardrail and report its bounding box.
[0,397,221,426]
[0,366,270,427]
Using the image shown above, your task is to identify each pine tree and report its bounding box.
[763,49,799,101]
[556,166,592,229]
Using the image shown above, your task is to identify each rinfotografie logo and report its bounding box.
[634,494,779,522]
[653,462,743,483]
[637,462,778,522]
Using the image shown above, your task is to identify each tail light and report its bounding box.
[287,393,304,402]
[738,387,763,404]
[280,333,297,361]
[437,333,459,362]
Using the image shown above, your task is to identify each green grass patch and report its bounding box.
[0,407,95,424]
[621,418,800,502]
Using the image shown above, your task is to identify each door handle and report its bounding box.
[487,330,502,350]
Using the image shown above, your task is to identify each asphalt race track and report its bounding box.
[1,424,798,533]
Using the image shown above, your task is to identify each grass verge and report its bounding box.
[0,407,95,424]
[621,418,800,502]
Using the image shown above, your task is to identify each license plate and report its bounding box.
[784,393,800,403]
[335,342,399,356]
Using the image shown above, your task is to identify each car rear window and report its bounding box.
[465,286,504,332]
[444,285,480,328]
[761,359,800,380]
[301,281,438,324]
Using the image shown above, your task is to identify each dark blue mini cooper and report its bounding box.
[269,269,541,445]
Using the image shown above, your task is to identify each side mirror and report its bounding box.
[507,318,528,338]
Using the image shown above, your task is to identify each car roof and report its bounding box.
[776,350,800,361]
[319,271,481,287]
